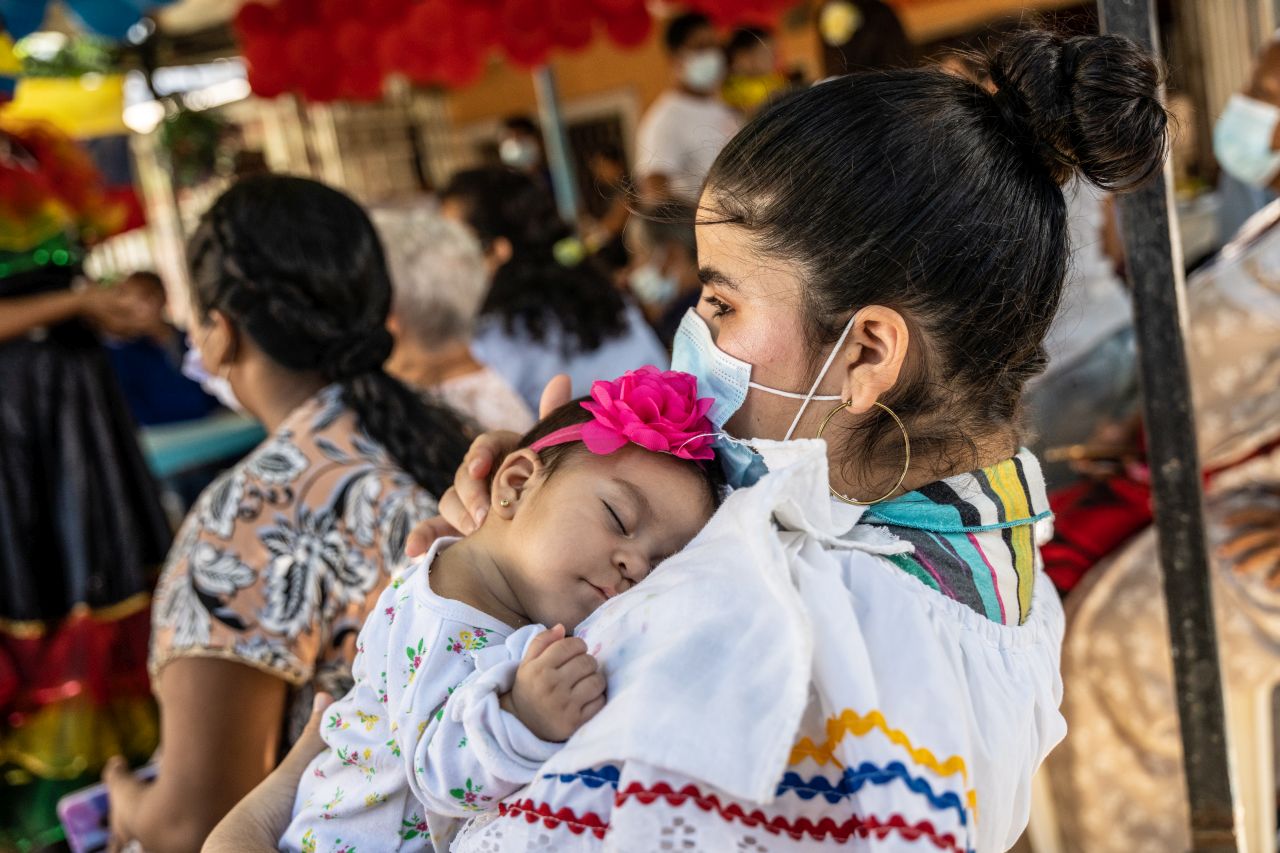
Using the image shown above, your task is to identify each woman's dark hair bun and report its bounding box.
[988,30,1169,190]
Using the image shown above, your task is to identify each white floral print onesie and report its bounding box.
[280,538,557,852]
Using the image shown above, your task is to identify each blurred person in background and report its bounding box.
[624,200,702,348]
[104,270,220,427]
[816,0,913,76]
[497,114,549,187]
[440,167,667,410]
[0,121,171,848]
[634,12,741,205]
[1214,36,1280,241]
[104,176,471,852]
[372,205,535,433]
[721,26,789,116]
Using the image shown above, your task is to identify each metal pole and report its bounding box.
[1097,1,1241,850]
[533,64,580,226]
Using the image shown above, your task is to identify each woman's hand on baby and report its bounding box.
[501,624,606,743]
[406,375,574,556]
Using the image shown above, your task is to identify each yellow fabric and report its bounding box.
[721,72,787,113]
[5,74,126,138]
[0,33,20,77]
[1,694,157,780]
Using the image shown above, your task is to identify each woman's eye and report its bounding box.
[702,295,732,318]
[604,502,628,536]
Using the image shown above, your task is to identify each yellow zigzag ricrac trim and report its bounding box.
[789,708,980,815]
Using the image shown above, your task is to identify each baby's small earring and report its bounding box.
[499,498,511,508]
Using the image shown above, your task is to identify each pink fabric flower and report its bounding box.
[578,366,716,461]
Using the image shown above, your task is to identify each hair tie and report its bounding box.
[531,365,716,462]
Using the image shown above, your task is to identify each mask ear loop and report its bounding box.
[781,312,859,442]
[203,322,237,384]
[675,432,735,463]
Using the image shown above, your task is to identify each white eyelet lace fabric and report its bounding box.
[452,762,967,852]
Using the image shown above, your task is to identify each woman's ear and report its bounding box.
[204,310,239,374]
[839,306,910,415]
[491,449,543,520]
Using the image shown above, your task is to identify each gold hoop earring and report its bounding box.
[815,400,911,506]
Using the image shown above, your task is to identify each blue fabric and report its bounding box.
[105,331,219,427]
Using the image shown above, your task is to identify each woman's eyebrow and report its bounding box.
[698,266,739,290]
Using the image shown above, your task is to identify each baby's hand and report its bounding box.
[501,625,606,743]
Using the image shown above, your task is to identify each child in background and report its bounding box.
[280,367,723,852]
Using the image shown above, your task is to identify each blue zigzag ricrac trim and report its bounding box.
[778,761,970,828]
[542,765,622,789]
[546,763,970,843]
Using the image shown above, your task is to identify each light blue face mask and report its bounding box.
[1214,94,1280,188]
[670,309,854,488]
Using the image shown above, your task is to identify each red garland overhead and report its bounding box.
[234,0,794,102]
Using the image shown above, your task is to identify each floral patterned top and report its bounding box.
[149,385,438,696]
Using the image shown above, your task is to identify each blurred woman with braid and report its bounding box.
[102,176,471,852]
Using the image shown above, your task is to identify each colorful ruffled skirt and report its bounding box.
[0,268,171,849]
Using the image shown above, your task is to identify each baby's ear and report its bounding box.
[491,449,542,520]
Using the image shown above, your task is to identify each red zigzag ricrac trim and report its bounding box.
[498,800,610,840]
[499,781,965,852]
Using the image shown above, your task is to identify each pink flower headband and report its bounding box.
[530,366,717,462]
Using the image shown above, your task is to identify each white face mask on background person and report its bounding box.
[628,253,680,306]
[681,49,726,94]
[499,137,541,172]
[1214,93,1280,187]
[181,331,245,413]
